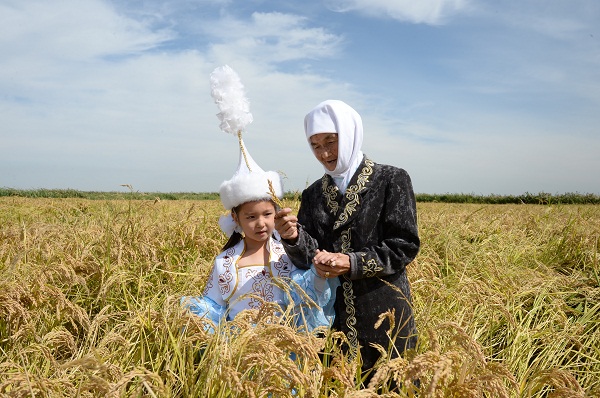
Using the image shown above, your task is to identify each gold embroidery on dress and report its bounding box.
[333,159,374,230]
[340,228,352,254]
[322,159,374,360]
[363,256,383,278]
[340,227,359,360]
[321,176,339,214]
[342,274,358,360]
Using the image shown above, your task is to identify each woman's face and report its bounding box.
[309,133,338,171]
[233,200,276,244]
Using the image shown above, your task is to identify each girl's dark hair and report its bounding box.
[220,200,279,252]
[221,231,243,251]
[221,203,243,251]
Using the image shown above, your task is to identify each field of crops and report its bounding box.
[1,197,598,397]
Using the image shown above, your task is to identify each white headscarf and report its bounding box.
[304,100,364,193]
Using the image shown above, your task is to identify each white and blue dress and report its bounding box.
[183,237,338,332]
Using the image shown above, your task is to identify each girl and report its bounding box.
[183,64,337,332]
[183,141,337,332]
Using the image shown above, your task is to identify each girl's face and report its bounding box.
[309,132,338,171]
[233,200,276,245]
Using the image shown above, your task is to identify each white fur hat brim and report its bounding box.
[219,170,283,210]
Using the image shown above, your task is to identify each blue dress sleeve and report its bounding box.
[180,295,227,332]
[180,256,232,332]
[286,267,340,332]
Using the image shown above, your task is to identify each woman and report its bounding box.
[275,100,420,381]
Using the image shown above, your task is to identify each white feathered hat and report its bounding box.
[209,65,284,213]
[218,140,283,210]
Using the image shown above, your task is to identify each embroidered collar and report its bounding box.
[321,157,374,230]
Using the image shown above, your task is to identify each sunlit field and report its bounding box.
[1,197,598,397]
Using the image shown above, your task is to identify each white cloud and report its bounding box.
[0,1,355,192]
[325,0,470,24]
[204,12,343,65]
[2,0,599,195]
[475,1,599,41]
[0,0,172,61]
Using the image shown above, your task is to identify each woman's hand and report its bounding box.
[313,249,350,278]
[274,208,299,242]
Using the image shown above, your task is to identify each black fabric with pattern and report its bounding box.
[282,156,420,373]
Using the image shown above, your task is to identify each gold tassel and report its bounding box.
[267,179,284,208]
[237,130,252,172]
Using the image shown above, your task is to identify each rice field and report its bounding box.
[0,197,598,397]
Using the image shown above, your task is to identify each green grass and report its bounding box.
[2,187,599,204]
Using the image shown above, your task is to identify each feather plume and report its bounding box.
[209,65,253,135]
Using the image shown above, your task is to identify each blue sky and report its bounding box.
[1,0,599,195]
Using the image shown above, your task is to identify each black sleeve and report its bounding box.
[348,168,420,280]
[280,190,320,270]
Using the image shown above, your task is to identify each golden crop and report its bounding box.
[1,198,598,397]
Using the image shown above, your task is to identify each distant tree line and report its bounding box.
[0,188,220,201]
[415,192,600,205]
[1,188,599,205]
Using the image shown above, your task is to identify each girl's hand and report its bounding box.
[313,249,350,278]
[274,208,299,241]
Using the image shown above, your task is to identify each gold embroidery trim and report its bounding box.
[322,158,374,361]
[340,228,352,254]
[321,176,339,214]
[340,227,359,360]
[333,159,374,230]
[363,256,383,278]
[342,274,358,360]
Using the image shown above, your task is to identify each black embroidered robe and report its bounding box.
[282,156,420,371]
